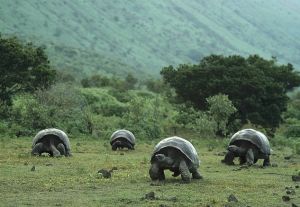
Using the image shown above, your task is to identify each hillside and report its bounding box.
[1,0,300,77]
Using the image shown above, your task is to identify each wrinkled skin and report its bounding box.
[111,138,134,151]
[149,148,202,182]
[31,135,68,157]
[222,140,270,166]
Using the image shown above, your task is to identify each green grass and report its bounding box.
[0,136,299,207]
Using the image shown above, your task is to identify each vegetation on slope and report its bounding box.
[1,0,300,77]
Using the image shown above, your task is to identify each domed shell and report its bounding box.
[151,136,200,167]
[229,129,271,155]
[32,128,71,155]
[110,129,135,145]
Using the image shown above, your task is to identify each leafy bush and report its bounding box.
[123,95,176,139]
[284,125,300,138]
[10,83,90,135]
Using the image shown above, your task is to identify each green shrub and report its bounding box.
[284,125,300,138]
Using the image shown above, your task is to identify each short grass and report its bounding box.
[0,135,299,207]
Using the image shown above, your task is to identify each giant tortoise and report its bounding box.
[110,129,135,151]
[149,136,202,182]
[31,128,71,157]
[222,128,271,166]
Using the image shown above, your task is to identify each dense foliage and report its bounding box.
[161,55,300,132]
[0,35,56,106]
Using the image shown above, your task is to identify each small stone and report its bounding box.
[168,196,177,202]
[292,175,300,182]
[216,151,226,156]
[286,189,296,195]
[284,155,292,160]
[98,169,111,178]
[31,166,35,171]
[282,195,290,202]
[145,191,155,200]
[228,194,238,202]
[292,203,299,207]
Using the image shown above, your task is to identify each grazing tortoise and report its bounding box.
[110,129,135,151]
[31,128,71,157]
[222,128,271,166]
[149,136,202,182]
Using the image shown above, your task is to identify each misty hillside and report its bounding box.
[1,0,300,77]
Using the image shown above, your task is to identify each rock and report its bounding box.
[284,155,293,160]
[168,196,177,202]
[292,175,300,182]
[98,169,111,178]
[145,191,155,200]
[31,166,35,171]
[282,195,290,202]
[286,189,296,195]
[228,194,238,202]
[292,203,299,207]
[215,151,226,156]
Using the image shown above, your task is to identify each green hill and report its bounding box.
[1,0,300,77]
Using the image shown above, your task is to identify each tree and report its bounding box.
[206,94,237,136]
[161,54,300,132]
[0,35,56,106]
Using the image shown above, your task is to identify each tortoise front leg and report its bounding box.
[49,143,61,157]
[31,143,45,156]
[222,151,235,165]
[179,160,191,182]
[149,163,165,181]
[263,156,270,167]
[57,143,66,156]
[239,156,247,165]
[111,141,119,151]
[245,148,255,166]
[190,168,203,179]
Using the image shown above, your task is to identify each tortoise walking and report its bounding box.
[222,129,271,166]
[31,128,71,157]
[149,136,202,182]
[110,129,135,151]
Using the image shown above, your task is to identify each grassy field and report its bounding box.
[0,135,299,207]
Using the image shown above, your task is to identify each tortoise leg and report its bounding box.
[126,142,134,150]
[222,151,235,165]
[172,169,180,177]
[149,163,165,180]
[239,156,247,165]
[111,141,119,151]
[245,148,255,166]
[31,143,45,156]
[263,156,270,167]
[57,143,66,156]
[179,160,191,182]
[191,168,203,179]
[49,143,61,157]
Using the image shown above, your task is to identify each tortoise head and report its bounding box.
[155,154,174,167]
[228,145,245,156]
